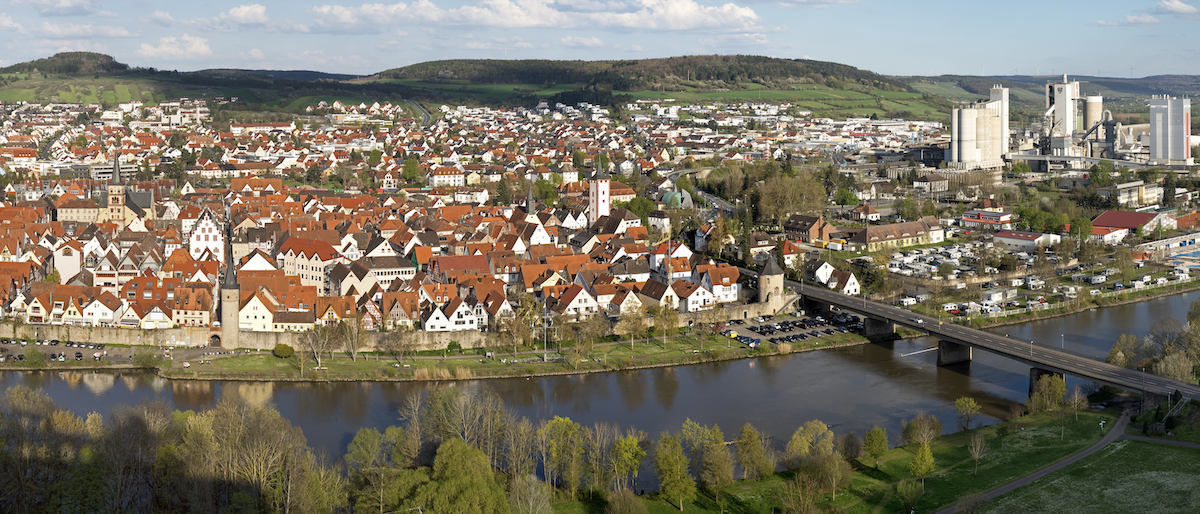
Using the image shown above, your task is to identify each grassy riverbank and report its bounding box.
[155,332,876,382]
[977,438,1200,514]
[549,407,1121,513]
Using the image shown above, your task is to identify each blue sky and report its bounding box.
[0,0,1198,77]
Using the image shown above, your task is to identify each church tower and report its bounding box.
[219,210,240,348]
[588,169,610,224]
[107,156,125,225]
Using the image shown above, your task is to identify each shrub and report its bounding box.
[1165,416,1178,430]
[272,343,294,358]
[133,349,158,368]
[24,347,45,368]
[606,489,647,514]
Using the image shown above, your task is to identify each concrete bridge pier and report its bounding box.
[802,297,831,316]
[936,340,972,366]
[1029,368,1065,396]
[863,317,896,339]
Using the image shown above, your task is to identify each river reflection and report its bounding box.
[4,288,1199,459]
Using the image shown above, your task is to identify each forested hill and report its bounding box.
[376,55,916,93]
[0,52,129,75]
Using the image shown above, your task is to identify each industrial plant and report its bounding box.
[950,74,1194,172]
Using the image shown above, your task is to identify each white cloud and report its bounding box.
[13,0,97,16]
[146,10,175,26]
[630,44,643,51]
[1157,0,1198,14]
[136,33,213,60]
[309,0,763,33]
[32,38,109,53]
[224,4,270,26]
[0,14,24,32]
[698,32,772,48]
[286,50,371,71]
[241,48,267,59]
[177,4,271,31]
[561,35,604,47]
[36,22,134,38]
[773,0,856,6]
[95,10,119,18]
[1094,14,1159,26]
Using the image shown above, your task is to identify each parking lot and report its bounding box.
[0,338,126,364]
[720,313,865,347]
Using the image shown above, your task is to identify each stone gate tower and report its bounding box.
[219,211,239,348]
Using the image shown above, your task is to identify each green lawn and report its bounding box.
[114,84,132,102]
[102,90,117,104]
[0,89,36,101]
[80,85,99,104]
[58,90,77,102]
[979,439,1200,514]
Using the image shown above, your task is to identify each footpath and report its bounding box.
[933,409,1131,514]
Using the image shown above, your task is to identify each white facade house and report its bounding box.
[188,208,224,262]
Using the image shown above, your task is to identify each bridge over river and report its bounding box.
[791,280,1200,399]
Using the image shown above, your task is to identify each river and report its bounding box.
[3,289,1197,460]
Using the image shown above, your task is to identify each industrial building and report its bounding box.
[948,85,1009,170]
[1148,95,1192,165]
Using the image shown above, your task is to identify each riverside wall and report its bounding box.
[5,296,795,351]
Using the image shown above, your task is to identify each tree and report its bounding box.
[1155,351,1195,382]
[814,453,851,500]
[340,315,365,362]
[955,397,981,431]
[698,442,734,500]
[909,443,934,486]
[776,475,820,514]
[900,412,942,447]
[733,423,770,480]
[405,437,511,514]
[379,326,419,362]
[302,323,339,369]
[44,269,61,283]
[897,480,924,513]
[864,426,888,468]
[967,432,987,475]
[615,305,648,351]
[783,419,834,470]
[1026,373,1067,415]
[497,179,512,205]
[402,157,420,183]
[508,474,552,514]
[610,433,646,492]
[1068,385,1088,421]
[654,432,695,512]
[834,187,857,206]
[540,416,584,498]
[1070,217,1093,241]
[654,305,679,347]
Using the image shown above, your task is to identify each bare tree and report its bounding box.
[968,431,987,475]
[340,314,366,362]
[508,474,553,514]
[379,326,420,363]
[1068,385,1089,421]
[302,323,339,369]
[615,305,648,351]
[900,412,942,447]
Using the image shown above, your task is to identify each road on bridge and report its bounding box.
[786,279,1200,398]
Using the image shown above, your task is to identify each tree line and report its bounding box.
[0,381,974,514]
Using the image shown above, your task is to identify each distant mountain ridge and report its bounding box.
[377,55,916,93]
[194,69,362,82]
[0,52,128,75]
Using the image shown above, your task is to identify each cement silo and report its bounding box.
[1085,96,1104,137]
